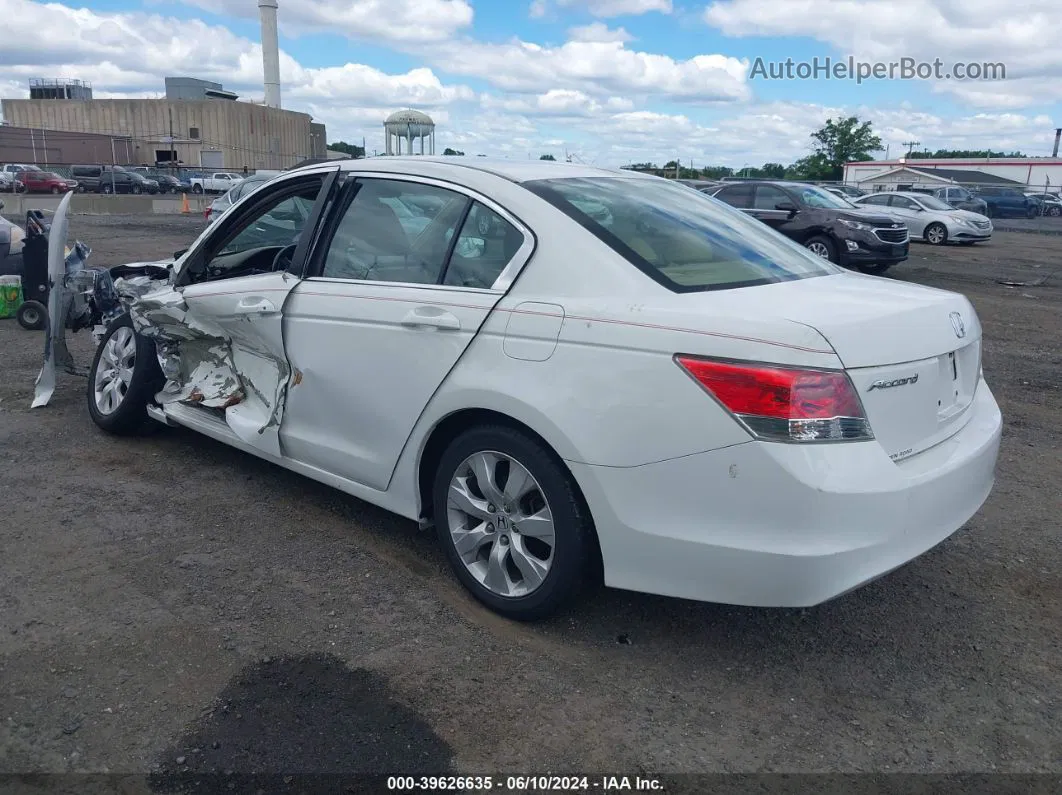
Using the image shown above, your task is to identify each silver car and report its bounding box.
[853,191,992,245]
[205,172,277,225]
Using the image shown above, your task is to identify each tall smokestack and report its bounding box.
[259,0,281,109]
[1053,128,1061,158]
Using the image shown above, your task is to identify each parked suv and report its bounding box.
[96,170,158,194]
[71,165,127,193]
[971,186,1038,218]
[931,186,989,216]
[709,180,908,274]
[17,170,78,194]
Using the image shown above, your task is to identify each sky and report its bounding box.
[0,0,1059,168]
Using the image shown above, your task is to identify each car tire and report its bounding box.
[86,313,166,436]
[102,185,113,195]
[804,235,837,263]
[924,222,948,245]
[1026,206,1038,219]
[192,185,204,194]
[432,424,597,621]
[16,299,47,331]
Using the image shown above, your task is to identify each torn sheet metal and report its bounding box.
[31,192,73,408]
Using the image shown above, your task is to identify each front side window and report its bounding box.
[321,178,469,283]
[752,185,790,210]
[526,177,842,292]
[187,177,324,283]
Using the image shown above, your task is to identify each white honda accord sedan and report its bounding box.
[86,157,1002,620]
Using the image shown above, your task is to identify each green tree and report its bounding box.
[786,153,836,181]
[442,147,465,156]
[539,154,556,161]
[807,116,883,180]
[760,162,786,178]
[701,165,734,180]
[328,141,365,158]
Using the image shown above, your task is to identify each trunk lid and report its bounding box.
[684,273,983,460]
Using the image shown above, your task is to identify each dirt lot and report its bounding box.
[1,215,1060,791]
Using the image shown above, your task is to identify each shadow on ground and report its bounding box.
[148,654,452,794]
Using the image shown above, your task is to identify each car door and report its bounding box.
[278,174,534,491]
[711,183,754,216]
[157,167,339,456]
[746,184,797,234]
[886,195,927,236]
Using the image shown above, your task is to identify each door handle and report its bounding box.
[400,307,461,331]
[234,297,278,315]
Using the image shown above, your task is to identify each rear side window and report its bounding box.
[525,177,841,293]
[713,184,753,209]
[443,202,524,289]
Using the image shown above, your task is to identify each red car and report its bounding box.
[17,170,78,194]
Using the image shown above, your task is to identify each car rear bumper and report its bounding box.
[570,379,1001,607]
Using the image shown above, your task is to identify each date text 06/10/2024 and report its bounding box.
[386,775,664,791]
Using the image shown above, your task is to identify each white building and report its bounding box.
[844,157,1062,192]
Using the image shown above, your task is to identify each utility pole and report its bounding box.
[169,107,176,168]
[902,140,920,158]
[110,138,117,194]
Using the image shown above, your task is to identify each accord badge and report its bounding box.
[868,374,919,391]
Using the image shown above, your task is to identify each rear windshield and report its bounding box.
[524,177,841,292]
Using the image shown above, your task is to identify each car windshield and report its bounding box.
[915,195,954,211]
[797,185,855,209]
[524,177,842,292]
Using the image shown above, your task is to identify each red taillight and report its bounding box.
[204,208,211,220]
[675,356,873,442]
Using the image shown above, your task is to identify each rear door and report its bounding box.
[156,168,339,456]
[278,174,534,490]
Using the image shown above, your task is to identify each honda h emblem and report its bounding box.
[497,516,508,529]
[950,312,966,339]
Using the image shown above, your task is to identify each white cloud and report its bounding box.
[178,0,473,44]
[568,22,634,43]
[556,0,673,16]
[425,37,750,102]
[481,90,634,117]
[704,0,1062,108]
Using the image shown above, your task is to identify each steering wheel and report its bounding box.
[271,243,298,272]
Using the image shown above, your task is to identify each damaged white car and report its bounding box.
[59,158,1002,620]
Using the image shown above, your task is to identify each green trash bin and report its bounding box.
[0,275,22,318]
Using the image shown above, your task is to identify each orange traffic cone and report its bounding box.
[180,193,191,213]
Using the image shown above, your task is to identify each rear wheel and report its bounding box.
[87,313,165,435]
[804,235,837,263]
[1026,205,1038,219]
[192,184,204,194]
[925,222,948,245]
[432,425,596,621]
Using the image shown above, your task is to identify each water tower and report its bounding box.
[384,110,435,155]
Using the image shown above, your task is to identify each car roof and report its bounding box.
[301,156,657,185]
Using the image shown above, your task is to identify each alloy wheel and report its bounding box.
[93,326,137,415]
[807,241,831,258]
[926,224,946,244]
[446,451,556,598]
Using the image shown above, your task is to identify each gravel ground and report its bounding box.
[1,215,1060,791]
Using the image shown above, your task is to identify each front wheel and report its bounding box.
[432,425,597,621]
[87,314,165,435]
[192,184,204,194]
[804,235,837,263]
[1049,206,1061,217]
[50,186,60,195]
[924,222,948,245]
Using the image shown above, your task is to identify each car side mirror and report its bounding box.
[775,201,797,216]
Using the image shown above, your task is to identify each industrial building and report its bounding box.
[844,157,1062,192]
[0,1,323,170]
[1,81,326,170]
